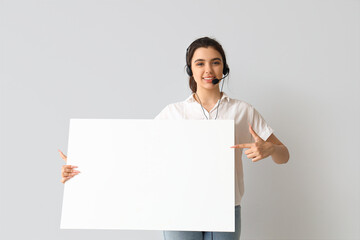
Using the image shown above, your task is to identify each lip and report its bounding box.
[203,78,213,83]
[203,77,214,81]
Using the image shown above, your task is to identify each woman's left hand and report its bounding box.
[230,124,275,162]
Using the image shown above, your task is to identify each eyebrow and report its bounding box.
[194,58,222,63]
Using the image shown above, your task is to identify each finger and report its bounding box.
[63,165,78,170]
[62,168,70,177]
[230,143,253,149]
[251,156,262,162]
[244,148,253,155]
[58,149,67,159]
[66,169,80,174]
[69,172,79,177]
[63,171,78,177]
[61,175,74,184]
[247,152,257,159]
[62,166,79,177]
[61,172,79,183]
[61,166,68,175]
[64,166,78,173]
[58,149,67,163]
[248,124,263,142]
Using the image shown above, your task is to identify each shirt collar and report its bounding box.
[185,92,230,103]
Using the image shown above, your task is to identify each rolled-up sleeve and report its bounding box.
[249,106,274,141]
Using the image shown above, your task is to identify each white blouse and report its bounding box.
[154,92,274,206]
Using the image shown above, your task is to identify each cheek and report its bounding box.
[193,68,201,75]
[192,70,202,82]
[193,76,201,84]
[216,65,224,74]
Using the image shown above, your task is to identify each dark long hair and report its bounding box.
[185,37,230,93]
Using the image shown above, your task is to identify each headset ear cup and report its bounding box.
[223,63,229,75]
[186,65,193,76]
[186,46,193,76]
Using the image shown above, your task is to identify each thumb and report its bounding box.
[248,124,263,142]
[58,149,67,163]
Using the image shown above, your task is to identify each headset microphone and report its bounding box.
[212,78,220,85]
[212,75,227,85]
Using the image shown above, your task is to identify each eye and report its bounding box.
[195,61,220,66]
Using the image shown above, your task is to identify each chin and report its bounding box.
[199,85,217,91]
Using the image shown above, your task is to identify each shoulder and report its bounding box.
[162,100,185,113]
[226,96,255,112]
[167,100,185,109]
[224,96,261,123]
[154,101,185,119]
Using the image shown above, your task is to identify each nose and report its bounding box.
[205,62,213,74]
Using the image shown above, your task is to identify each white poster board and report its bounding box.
[61,119,234,231]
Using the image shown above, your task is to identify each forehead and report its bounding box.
[192,47,222,61]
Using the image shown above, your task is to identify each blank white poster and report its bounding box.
[60,119,234,231]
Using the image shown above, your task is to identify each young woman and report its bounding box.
[59,36,289,240]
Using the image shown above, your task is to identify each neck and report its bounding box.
[194,88,223,106]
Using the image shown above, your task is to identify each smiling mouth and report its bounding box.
[203,78,214,83]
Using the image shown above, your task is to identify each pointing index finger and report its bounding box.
[230,143,253,149]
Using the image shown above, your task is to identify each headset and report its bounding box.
[185,46,230,120]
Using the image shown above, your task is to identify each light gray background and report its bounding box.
[1,0,359,239]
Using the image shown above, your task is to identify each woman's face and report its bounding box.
[191,46,224,91]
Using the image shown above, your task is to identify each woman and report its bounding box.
[59,36,289,240]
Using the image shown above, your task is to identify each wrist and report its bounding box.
[269,142,276,155]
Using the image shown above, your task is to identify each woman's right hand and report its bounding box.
[59,149,80,184]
